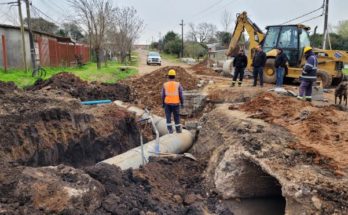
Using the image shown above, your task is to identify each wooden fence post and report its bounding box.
[1,34,8,72]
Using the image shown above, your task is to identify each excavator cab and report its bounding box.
[263,25,311,67]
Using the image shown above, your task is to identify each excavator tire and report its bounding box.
[317,70,332,88]
[263,58,277,84]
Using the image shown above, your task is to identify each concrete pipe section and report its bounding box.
[113,100,169,136]
[101,130,194,170]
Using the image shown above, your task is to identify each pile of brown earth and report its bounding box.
[190,59,218,76]
[122,66,199,115]
[0,90,140,167]
[239,92,348,176]
[0,157,230,214]
[27,72,133,102]
[0,81,19,94]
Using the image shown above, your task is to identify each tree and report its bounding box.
[69,0,114,69]
[216,31,232,47]
[221,10,233,32]
[164,38,182,57]
[56,22,85,41]
[187,22,217,44]
[310,33,348,51]
[337,20,348,38]
[162,31,181,56]
[110,6,144,63]
[184,42,207,59]
[163,31,178,44]
[24,17,58,34]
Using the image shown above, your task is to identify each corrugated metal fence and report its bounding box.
[37,36,89,67]
[1,33,89,70]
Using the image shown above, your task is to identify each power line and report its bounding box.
[31,4,61,25]
[301,14,324,24]
[281,4,324,25]
[190,0,225,19]
[190,0,238,23]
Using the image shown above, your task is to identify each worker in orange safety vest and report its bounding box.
[161,69,184,133]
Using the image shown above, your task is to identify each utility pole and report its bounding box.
[322,0,329,50]
[158,32,162,52]
[24,0,36,72]
[180,19,184,58]
[18,0,28,72]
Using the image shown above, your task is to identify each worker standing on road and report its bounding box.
[232,49,248,87]
[275,48,288,88]
[162,69,184,134]
[252,45,267,87]
[298,47,318,102]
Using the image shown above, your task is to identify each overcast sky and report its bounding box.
[1,0,347,44]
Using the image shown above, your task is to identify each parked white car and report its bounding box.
[147,52,161,66]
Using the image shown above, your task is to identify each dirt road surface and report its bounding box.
[136,49,190,75]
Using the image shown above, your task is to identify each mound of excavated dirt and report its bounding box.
[0,158,230,214]
[0,81,20,94]
[0,163,105,215]
[239,92,348,175]
[191,59,218,76]
[85,157,230,215]
[122,66,199,115]
[0,90,140,167]
[28,72,133,102]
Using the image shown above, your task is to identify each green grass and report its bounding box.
[160,52,181,63]
[0,60,138,88]
[343,68,348,75]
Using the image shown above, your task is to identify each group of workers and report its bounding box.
[231,45,318,101]
[161,46,318,134]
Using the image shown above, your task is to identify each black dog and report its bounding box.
[335,81,348,106]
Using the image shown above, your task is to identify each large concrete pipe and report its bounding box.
[113,100,169,136]
[101,130,194,170]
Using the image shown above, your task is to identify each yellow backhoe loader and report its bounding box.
[226,11,348,87]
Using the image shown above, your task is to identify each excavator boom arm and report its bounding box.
[226,11,265,57]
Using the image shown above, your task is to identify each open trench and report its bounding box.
[1,71,347,215]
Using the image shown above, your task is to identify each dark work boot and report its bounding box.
[167,126,173,134]
[175,125,182,133]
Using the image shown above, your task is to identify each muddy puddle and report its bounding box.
[225,197,286,215]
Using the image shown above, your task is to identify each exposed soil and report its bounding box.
[0,81,20,94]
[122,66,199,115]
[0,162,105,215]
[0,90,140,167]
[87,157,230,215]
[193,105,348,214]
[27,72,133,102]
[191,59,219,76]
[0,157,229,215]
[239,92,348,175]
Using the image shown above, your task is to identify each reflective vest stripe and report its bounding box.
[164,81,180,104]
[301,75,317,79]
